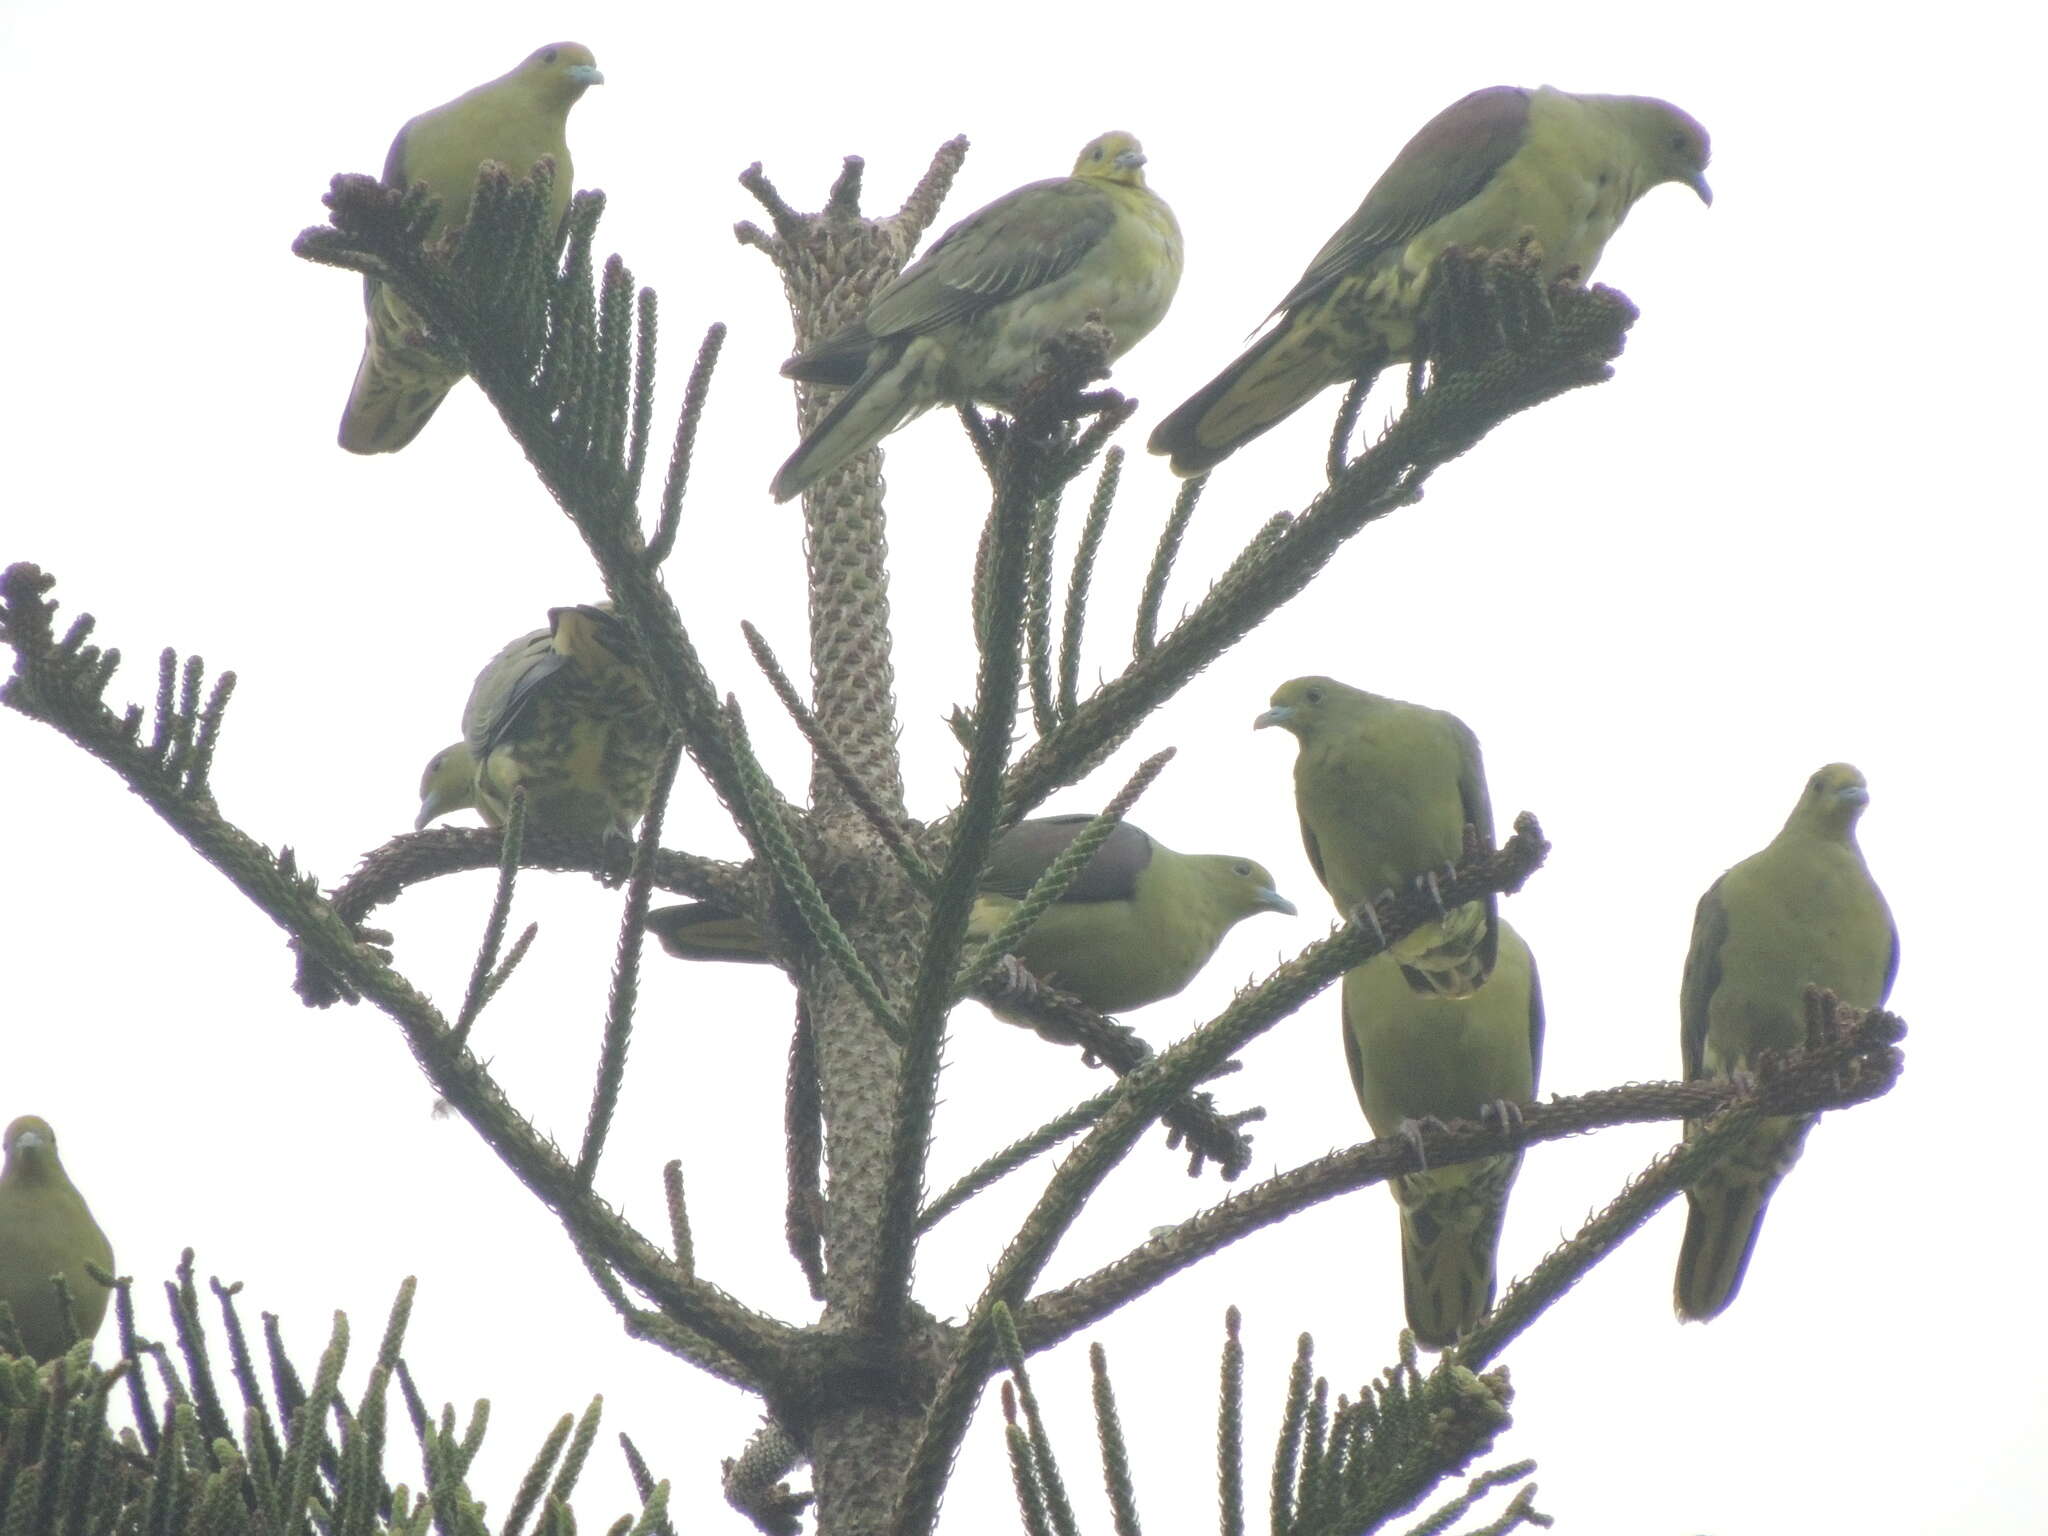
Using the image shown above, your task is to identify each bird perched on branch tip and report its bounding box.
[1148,84,1709,476]
[770,131,1183,502]
[338,42,603,454]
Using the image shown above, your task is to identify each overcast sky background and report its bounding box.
[3,2,2039,1532]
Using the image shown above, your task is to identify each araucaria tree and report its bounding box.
[0,133,1903,1536]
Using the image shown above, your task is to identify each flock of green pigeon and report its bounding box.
[0,46,1898,1369]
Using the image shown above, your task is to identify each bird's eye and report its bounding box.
[1671,132,1690,153]
[543,47,559,62]
[1233,861,1252,877]
[1304,687,1324,704]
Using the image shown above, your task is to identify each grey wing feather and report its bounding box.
[862,179,1116,338]
[464,629,559,754]
[1679,879,1730,1081]
[1271,86,1531,316]
[980,816,1154,904]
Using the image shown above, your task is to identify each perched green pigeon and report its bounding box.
[0,1116,114,1362]
[1256,676,1496,997]
[339,43,604,454]
[648,815,1293,1014]
[1149,85,1710,476]
[416,604,664,842]
[1343,920,1542,1349]
[770,131,1183,502]
[1676,764,1897,1322]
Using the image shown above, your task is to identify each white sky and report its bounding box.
[2,3,2040,1532]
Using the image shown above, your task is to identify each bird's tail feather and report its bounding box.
[1674,1114,1813,1321]
[646,902,775,964]
[338,289,464,455]
[771,351,930,503]
[1394,1156,1516,1350]
[1147,317,1378,477]
[1394,898,1497,999]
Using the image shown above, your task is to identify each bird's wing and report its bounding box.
[977,815,1155,904]
[1679,877,1730,1081]
[1271,86,1532,315]
[862,178,1119,338]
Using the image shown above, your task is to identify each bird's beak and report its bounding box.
[1257,889,1297,917]
[567,65,604,87]
[1253,705,1295,731]
[1687,172,1712,206]
[14,1130,45,1154]
[1837,784,1870,807]
[1116,149,1147,171]
[416,790,456,831]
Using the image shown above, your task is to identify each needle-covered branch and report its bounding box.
[1019,997,1904,1355]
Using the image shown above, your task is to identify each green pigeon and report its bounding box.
[339,43,603,454]
[1149,85,1710,476]
[648,814,1294,1014]
[1256,676,1497,997]
[416,604,665,842]
[1343,920,1542,1349]
[0,1116,114,1363]
[1676,764,1897,1322]
[771,131,1184,502]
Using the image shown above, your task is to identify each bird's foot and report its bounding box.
[993,953,1043,1001]
[1479,1098,1524,1134]
[1415,868,1449,917]
[1397,1115,1452,1171]
[1348,899,1389,947]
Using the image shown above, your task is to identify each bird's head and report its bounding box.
[2,1116,62,1185]
[1792,762,1871,835]
[1620,96,1712,205]
[1253,675,1362,740]
[1074,132,1150,187]
[1194,856,1298,922]
[516,42,604,104]
[417,742,478,830]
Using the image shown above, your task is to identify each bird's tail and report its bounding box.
[1674,1113,1814,1321]
[1393,897,1498,999]
[1147,316,1380,477]
[1394,1154,1518,1350]
[771,345,932,503]
[647,902,776,964]
[338,287,464,455]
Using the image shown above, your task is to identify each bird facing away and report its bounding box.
[338,43,604,454]
[1148,85,1710,476]
[0,1116,114,1362]
[770,131,1184,502]
[1257,676,1497,997]
[416,604,665,843]
[648,815,1294,1014]
[1675,764,1897,1322]
[1343,920,1543,1349]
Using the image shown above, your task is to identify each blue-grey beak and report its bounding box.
[1116,148,1146,171]
[1837,784,1869,807]
[1688,171,1712,205]
[567,64,604,87]
[1253,705,1295,731]
[1257,888,1297,917]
